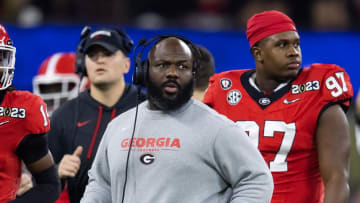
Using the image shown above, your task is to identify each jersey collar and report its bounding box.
[241,69,302,109]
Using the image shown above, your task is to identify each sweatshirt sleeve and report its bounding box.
[81,125,112,203]
[213,125,274,203]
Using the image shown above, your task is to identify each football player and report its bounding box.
[204,10,353,203]
[33,52,89,116]
[0,24,60,202]
[32,52,87,202]
[192,44,215,101]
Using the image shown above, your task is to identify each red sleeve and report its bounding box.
[203,74,219,107]
[25,94,50,134]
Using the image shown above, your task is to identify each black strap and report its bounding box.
[10,166,61,203]
[16,133,49,164]
[0,90,5,105]
[0,86,16,105]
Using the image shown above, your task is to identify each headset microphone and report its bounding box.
[75,26,92,80]
[122,37,148,203]
[80,26,91,39]
[137,38,147,47]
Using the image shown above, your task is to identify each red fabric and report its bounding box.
[87,106,103,159]
[0,91,50,202]
[37,53,76,75]
[55,189,69,203]
[110,108,116,120]
[246,10,297,47]
[203,64,353,203]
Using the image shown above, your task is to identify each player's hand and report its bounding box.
[58,146,83,179]
[16,173,33,196]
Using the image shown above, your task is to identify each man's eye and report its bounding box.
[178,64,188,70]
[156,63,165,68]
[278,42,286,48]
[104,51,113,56]
[87,52,95,58]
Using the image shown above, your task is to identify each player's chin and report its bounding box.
[285,68,299,78]
[92,79,114,89]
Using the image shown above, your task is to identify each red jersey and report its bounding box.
[0,90,50,202]
[204,64,353,203]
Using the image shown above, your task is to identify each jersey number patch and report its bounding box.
[325,72,348,97]
[237,120,296,172]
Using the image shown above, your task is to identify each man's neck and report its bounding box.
[253,72,288,94]
[90,81,126,107]
[192,89,206,101]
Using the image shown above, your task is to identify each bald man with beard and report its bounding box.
[81,37,273,203]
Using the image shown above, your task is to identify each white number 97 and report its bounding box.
[325,72,348,97]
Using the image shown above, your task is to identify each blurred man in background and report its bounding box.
[192,44,215,101]
[47,27,145,203]
[33,52,87,202]
[33,52,83,116]
[18,52,84,202]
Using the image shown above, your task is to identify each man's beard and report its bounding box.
[147,78,194,111]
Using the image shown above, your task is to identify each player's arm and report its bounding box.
[316,104,350,203]
[10,133,61,203]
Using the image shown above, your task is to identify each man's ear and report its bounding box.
[251,46,263,63]
[123,57,131,74]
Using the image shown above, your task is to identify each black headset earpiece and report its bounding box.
[114,29,134,54]
[132,35,201,88]
[132,38,148,87]
[75,26,91,78]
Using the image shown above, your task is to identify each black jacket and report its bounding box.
[48,84,145,203]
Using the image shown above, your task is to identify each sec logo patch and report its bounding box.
[220,78,232,90]
[227,90,241,105]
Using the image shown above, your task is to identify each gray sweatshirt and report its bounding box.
[81,99,273,203]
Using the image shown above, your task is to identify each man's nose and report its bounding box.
[166,64,179,77]
[287,46,299,57]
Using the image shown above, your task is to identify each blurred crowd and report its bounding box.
[1,0,360,30]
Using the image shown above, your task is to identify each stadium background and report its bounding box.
[2,0,360,201]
